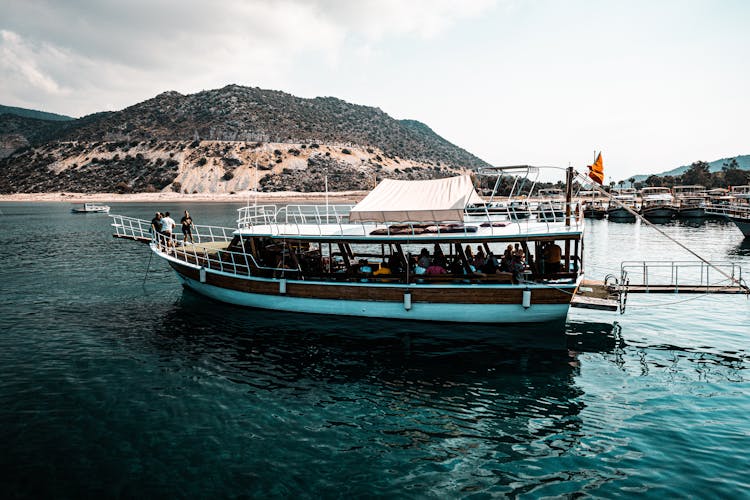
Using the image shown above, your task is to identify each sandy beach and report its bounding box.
[0,191,369,204]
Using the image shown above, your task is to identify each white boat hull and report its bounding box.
[175,273,572,324]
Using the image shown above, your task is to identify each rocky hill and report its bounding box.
[0,114,70,158]
[0,86,489,194]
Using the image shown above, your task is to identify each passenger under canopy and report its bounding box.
[348,175,483,223]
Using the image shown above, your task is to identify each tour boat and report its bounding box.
[607,188,638,222]
[537,188,566,220]
[579,191,607,219]
[111,167,586,324]
[706,186,750,237]
[672,185,707,218]
[639,187,677,220]
[71,203,111,213]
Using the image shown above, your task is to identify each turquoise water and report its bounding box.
[0,203,749,497]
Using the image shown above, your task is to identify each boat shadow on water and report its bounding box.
[164,287,625,353]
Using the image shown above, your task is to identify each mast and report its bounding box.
[564,165,573,227]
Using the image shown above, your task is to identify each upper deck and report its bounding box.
[235,203,583,242]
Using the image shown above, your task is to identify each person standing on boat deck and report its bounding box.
[150,212,162,234]
[180,210,194,244]
[161,211,176,247]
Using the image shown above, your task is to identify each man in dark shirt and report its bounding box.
[150,212,162,234]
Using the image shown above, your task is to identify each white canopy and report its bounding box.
[349,175,483,223]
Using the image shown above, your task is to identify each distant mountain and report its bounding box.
[630,155,750,182]
[0,85,490,194]
[0,104,74,121]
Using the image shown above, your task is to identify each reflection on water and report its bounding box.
[729,238,750,256]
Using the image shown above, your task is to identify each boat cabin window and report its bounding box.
[219,235,580,284]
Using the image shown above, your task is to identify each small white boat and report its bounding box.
[71,203,111,213]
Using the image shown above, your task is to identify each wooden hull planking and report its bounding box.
[168,261,575,324]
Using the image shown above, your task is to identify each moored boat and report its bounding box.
[607,188,638,222]
[72,203,111,213]
[112,168,586,325]
[706,186,750,237]
[537,188,565,221]
[640,187,677,220]
[579,190,607,219]
[672,185,707,218]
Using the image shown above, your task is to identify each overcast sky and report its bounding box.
[1,0,748,179]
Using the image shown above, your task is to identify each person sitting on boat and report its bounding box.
[500,244,514,272]
[511,251,526,283]
[481,252,499,274]
[433,243,445,260]
[473,246,486,269]
[417,248,431,269]
[426,257,447,275]
[543,242,562,274]
[386,255,403,274]
[373,265,391,276]
[465,245,474,263]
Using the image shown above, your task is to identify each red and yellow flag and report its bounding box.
[588,152,604,185]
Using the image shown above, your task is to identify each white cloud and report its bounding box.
[0,30,64,96]
[0,0,496,115]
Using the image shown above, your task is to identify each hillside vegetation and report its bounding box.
[0,85,489,194]
[0,105,74,122]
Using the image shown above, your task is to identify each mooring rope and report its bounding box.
[575,171,750,294]
[142,247,154,288]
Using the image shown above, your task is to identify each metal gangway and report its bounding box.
[571,260,748,314]
[620,261,748,295]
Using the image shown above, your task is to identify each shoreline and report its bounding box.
[0,191,369,204]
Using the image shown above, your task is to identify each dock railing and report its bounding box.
[620,260,746,292]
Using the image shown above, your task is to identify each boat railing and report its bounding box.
[706,202,750,218]
[146,228,299,278]
[237,205,280,229]
[282,204,355,225]
[111,214,152,241]
[621,260,744,291]
[110,215,236,244]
